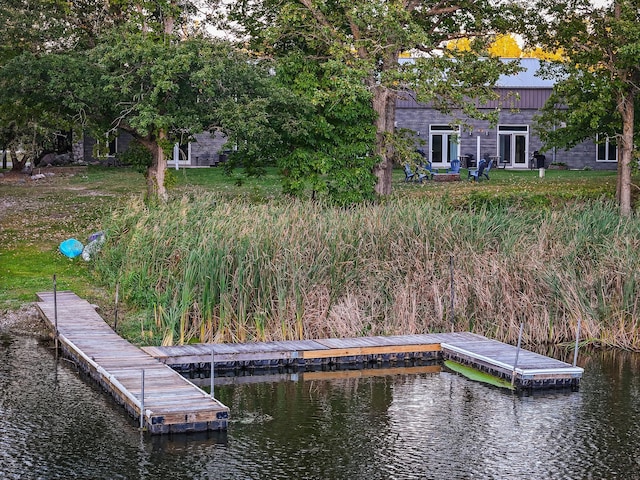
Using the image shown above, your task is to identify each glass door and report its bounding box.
[430,125,459,167]
[498,126,529,168]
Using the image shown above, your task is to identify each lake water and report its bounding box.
[2,333,640,479]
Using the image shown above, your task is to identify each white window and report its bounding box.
[596,135,617,162]
[429,125,460,166]
[95,135,117,159]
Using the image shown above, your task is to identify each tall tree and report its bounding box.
[217,0,524,195]
[1,0,278,200]
[86,29,278,201]
[0,0,102,170]
[527,0,639,215]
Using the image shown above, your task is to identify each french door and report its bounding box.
[430,125,459,167]
[498,126,528,168]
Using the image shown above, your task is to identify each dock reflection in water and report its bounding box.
[1,333,640,479]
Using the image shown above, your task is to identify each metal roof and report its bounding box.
[497,58,555,88]
[399,57,555,88]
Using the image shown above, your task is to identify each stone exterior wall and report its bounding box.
[81,131,135,164]
[81,130,229,167]
[79,90,616,171]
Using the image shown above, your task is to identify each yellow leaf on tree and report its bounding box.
[487,34,522,58]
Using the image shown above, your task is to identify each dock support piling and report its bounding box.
[53,274,58,352]
[140,369,145,430]
[449,255,455,332]
[573,317,581,367]
[511,322,524,387]
[210,348,215,399]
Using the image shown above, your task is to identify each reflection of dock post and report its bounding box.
[140,369,145,430]
[511,322,524,387]
[53,274,58,352]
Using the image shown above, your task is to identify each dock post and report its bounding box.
[511,322,524,387]
[114,282,119,332]
[53,274,59,352]
[573,317,581,367]
[449,255,455,332]
[210,348,215,399]
[140,369,145,430]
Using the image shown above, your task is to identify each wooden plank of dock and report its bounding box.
[440,333,584,388]
[144,332,583,389]
[35,291,229,434]
[142,334,443,368]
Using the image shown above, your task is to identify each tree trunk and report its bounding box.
[617,90,634,216]
[139,130,169,202]
[371,84,397,196]
[9,149,27,172]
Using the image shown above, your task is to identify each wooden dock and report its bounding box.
[440,334,583,389]
[143,332,583,390]
[35,289,583,438]
[35,291,229,434]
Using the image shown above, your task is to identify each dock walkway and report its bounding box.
[36,291,229,434]
[143,332,583,390]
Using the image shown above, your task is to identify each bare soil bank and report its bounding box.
[0,303,49,337]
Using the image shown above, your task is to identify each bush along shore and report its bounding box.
[94,193,640,350]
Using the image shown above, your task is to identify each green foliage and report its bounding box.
[526,0,640,213]
[222,0,527,196]
[163,169,178,190]
[275,54,379,205]
[0,0,277,201]
[116,139,152,173]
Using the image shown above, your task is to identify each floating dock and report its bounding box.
[36,291,583,436]
[143,332,583,390]
[36,291,229,434]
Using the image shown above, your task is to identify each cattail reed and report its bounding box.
[95,194,640,350]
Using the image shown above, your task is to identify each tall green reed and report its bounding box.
[95,194,640,350]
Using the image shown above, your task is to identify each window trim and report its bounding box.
[595,134,618,163]
[428,124,460,165]
[172,142,191,165]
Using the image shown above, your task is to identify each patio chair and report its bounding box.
[482,158,493,180]
[448,158,461,174]
[468,158,491,181]
[418,162,434,182]
[404,164,416,182]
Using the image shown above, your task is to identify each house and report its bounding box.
[395,58,617,170]
[77,59,617,171]
[78,130,229,167]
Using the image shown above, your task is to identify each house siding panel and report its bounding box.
[396,87,613,171]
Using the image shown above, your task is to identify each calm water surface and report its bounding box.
[1,333,640,479]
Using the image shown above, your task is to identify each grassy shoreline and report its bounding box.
[2,165,638,350]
